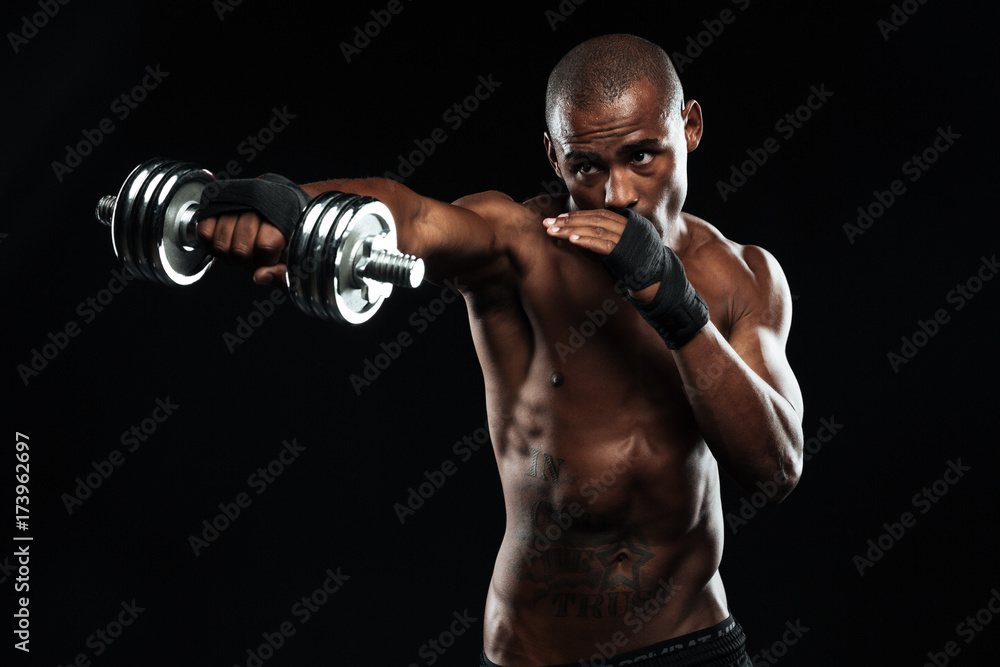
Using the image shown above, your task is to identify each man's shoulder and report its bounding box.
[680,212,784,280]
[453,190,532,218]
[452,190,568,223]
[451,190,556,256]
[679,212,791,321]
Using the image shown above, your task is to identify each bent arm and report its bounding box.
[540,210,804,497]
[673,246,804,501]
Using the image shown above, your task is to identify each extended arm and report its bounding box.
[198,176,505,288]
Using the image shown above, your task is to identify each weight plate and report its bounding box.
[288,192,352,319]
[287,191,404,324]
[313,194,356,320]
[286,197,316,316]
[111,158,166,281]
[146,162,214,285]
[130,159,175,283]
[330,197,394,324]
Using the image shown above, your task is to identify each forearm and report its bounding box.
[540,209,803,496]
[674,323,804,500]
[298,177,497,285]
[299,177,426,255]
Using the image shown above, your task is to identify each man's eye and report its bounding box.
[576,162,598,175]
[633,151,654,165]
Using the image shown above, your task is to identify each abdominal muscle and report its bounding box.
[467,201,730,665]
[478,345,730,665]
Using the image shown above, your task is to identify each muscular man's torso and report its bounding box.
[459,193,743,666]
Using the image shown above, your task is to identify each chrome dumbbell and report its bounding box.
[96,158,424,324]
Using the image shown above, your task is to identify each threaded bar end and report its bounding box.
[360,250,425,288]
[96,195,116,226]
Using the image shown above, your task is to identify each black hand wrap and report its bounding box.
[196,173,311,240]
[603,210,710,350]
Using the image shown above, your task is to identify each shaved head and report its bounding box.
[545,34,683,136]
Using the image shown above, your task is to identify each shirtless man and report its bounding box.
[197,34,804,667]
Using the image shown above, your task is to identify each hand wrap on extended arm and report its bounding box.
[603,210,709,350]
[196,173,311,240]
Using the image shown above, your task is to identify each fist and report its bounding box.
[197,212,288,285]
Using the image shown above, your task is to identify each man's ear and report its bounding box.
[682,100,703,152]
[543,131,563,178]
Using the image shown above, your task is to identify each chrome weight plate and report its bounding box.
[145,161,214,285]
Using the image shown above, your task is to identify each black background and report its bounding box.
[3,1,998,665]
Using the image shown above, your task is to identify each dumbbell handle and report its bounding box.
[96,193,424,289]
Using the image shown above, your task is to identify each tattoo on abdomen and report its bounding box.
[526,447,565,482]
[516,501,666,619]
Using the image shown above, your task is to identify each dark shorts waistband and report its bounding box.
[481,615,751,667]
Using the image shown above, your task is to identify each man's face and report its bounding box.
[544,80,702,236]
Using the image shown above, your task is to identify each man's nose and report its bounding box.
[604,166,638,211]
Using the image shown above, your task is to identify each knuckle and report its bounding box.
[257,239,285,259]
[211,236,230,254]
[238,211,262,226]
[259,225,287,252]
[231,242,254,259]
